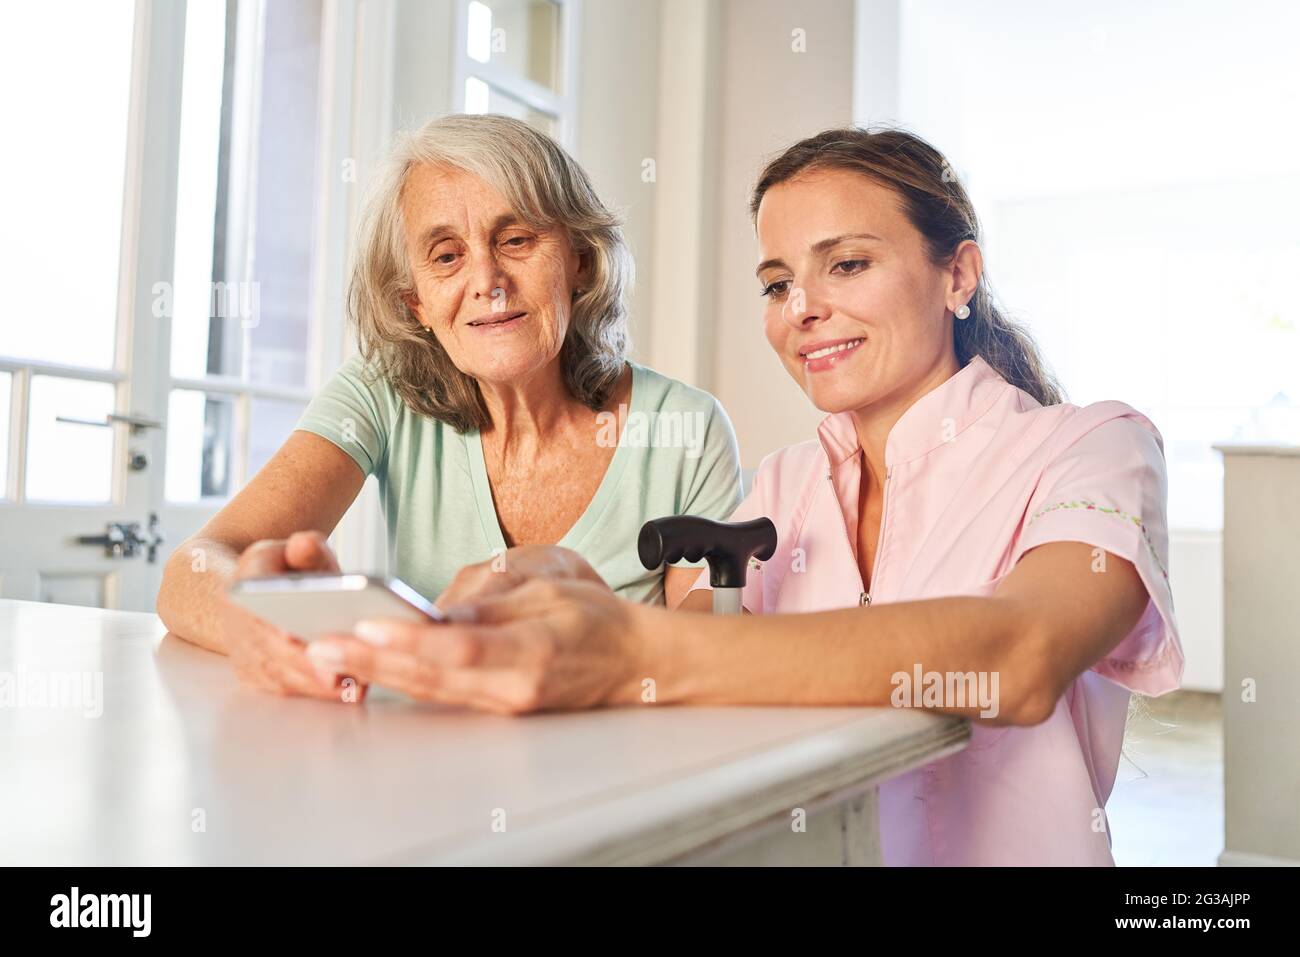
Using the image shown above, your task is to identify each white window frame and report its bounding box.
[450,0,581,150]
[165,0,326,505]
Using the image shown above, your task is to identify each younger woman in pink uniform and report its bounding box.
[320,128,1183,865]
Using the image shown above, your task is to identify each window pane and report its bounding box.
[465,77,557,137]
[468,0,561,92]
[248,397,307,479]
[26,377,115,503]
[165,390,235,502]
[169,0,230,381]
[0,372,10,498]
[0,1,134,369]
[245,0,322,390]
[467,1,493,63]
[168,0,322,391]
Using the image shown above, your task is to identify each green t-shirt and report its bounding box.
[295,355,743,605]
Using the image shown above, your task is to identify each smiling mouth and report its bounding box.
[468,311,526,327]
[801,337,865,361]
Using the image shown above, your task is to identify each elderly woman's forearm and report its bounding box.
[155,538,242,655]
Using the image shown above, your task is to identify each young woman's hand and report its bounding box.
[308,577,654,714]
[221,530,366,702]
[433,544,610,609]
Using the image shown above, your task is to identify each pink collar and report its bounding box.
[815,356,1014,469]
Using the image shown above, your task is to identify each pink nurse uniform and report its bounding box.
[690,355,1183,865]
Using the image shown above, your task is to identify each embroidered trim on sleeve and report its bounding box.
[1027,499,1168,582]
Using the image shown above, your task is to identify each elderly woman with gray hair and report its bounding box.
[156,114,742,699]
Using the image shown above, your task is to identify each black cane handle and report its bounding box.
[638,515,778,589]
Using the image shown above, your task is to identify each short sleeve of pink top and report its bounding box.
[689,356,1183,866]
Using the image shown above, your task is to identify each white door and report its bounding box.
[0,0,338,611]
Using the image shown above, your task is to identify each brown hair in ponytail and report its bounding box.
[749,126,1064,407]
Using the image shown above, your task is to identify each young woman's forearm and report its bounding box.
[155,537,243,655]
[634,596,1053,725]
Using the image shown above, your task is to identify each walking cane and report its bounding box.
[637,516,778,615]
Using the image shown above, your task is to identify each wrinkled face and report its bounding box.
[400,164,585,385]
[755,168,956,414]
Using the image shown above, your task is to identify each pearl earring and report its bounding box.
[954,303,971,320]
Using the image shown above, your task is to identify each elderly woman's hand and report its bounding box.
[434,544,610,609]
[311,578,655,714]
[222,531,367,703]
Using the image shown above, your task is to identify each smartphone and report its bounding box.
[227,573,443,642]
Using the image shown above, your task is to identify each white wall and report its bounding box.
[1221,450,1300,864]
[708,0,857,464]
[390,0,454,133]
[572,0,662,358]
[645,0,721,387]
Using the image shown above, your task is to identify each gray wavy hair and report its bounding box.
[347,113,633,433]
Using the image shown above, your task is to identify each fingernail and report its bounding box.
[307,642,344,667]
[354,619,390,646]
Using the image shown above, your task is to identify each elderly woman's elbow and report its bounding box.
[155,545,192,629]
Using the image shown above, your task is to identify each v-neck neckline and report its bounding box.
[465,362,643,553]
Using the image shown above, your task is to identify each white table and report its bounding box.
[0,599,969,865]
